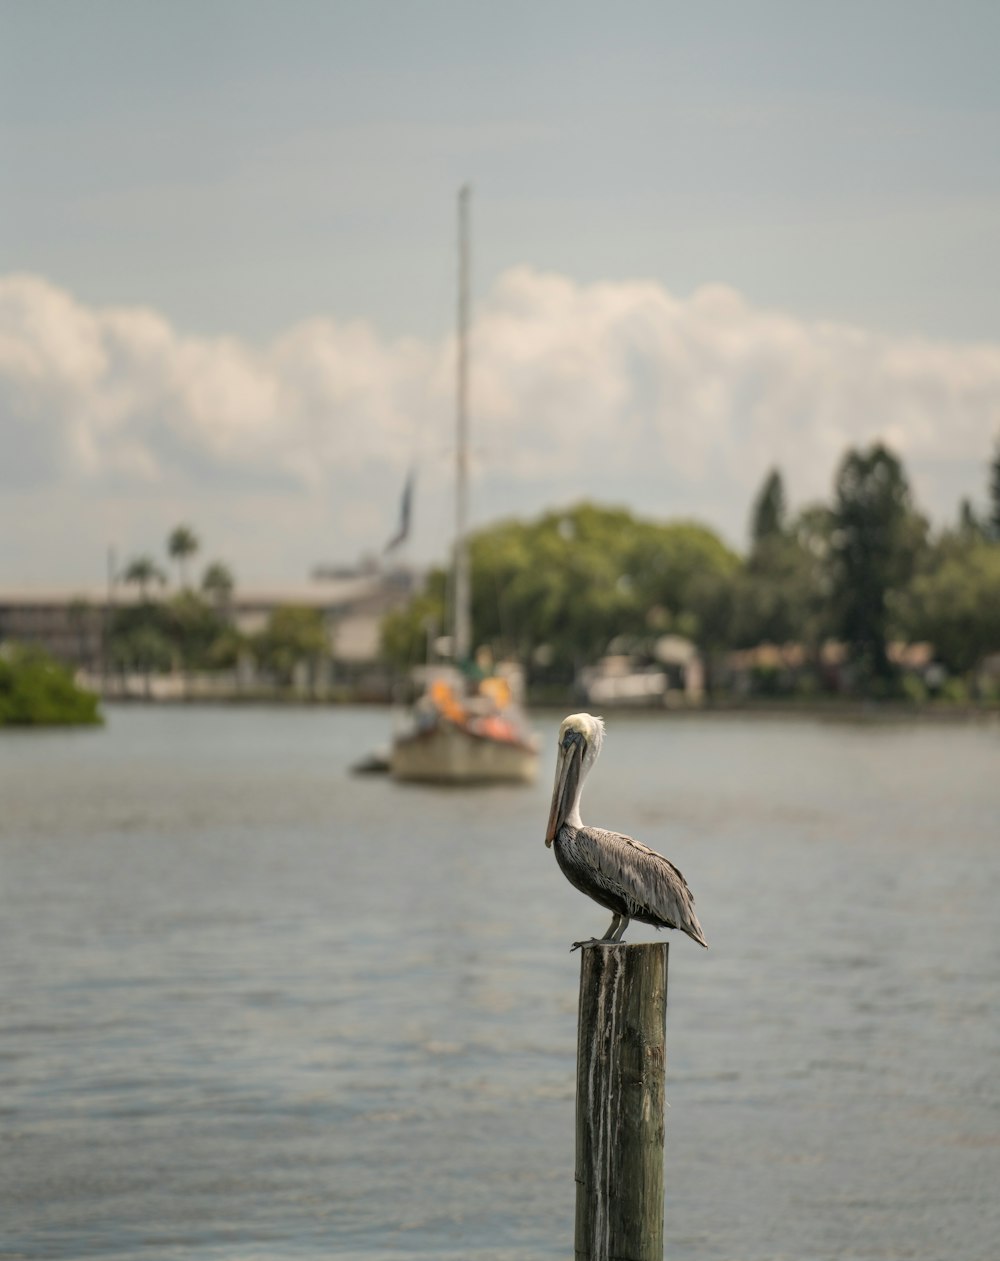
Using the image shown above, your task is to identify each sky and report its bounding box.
[1,0,999,587]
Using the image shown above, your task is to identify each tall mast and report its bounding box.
[452,184,472,664]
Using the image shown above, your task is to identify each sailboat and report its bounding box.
[389,188,539,785]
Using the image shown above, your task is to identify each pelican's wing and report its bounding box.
[576,826,708,946]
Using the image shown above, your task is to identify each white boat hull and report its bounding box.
[390,719,538,784]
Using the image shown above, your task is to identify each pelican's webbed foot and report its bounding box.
[571,913,630,951]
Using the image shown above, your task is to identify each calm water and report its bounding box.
[1,705,998,1260]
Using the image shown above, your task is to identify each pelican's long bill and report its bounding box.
[545,729,584,846]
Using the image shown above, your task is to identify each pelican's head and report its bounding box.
[545,712,605,846]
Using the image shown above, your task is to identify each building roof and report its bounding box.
[0,576,386,609]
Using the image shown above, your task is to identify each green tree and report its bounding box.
[469,505,641,677]
[749,468,787,548]
[627,516,740,628]
[380,575,447,670]
[201,561,235,612]
[167,591,229,670]
[0,644,102,726]
[897,542,1000,676]
[381,502,740,685]
[684,568,735,695]
[109,623,173,696]
[254,606,328,685]
[168,525,200,589]
[732,548,824,652]
[204,625,246,670]
[829,444,926,688]
[990,437,1000,541]
[958,497,986,541]
[729,503,833,655]
[123,555,166,603]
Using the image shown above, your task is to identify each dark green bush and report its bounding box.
[0,645,102,726]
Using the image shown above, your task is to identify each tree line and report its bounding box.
[109,527,326,685]
[382,439,1000,701]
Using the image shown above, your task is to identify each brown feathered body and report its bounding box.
[552,822,708,947]
[545,712,708,948]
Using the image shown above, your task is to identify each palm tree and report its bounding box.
[168,525,200,590]
[201,561,235,611]
[123,556,166,603]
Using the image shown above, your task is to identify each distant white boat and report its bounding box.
[389,188,539,786]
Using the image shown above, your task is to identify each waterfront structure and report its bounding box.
[0,569,416,682]
[578,635,704,708]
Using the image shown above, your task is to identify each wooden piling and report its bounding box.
[575,941,668,1261]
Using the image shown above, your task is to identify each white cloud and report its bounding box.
[1,269,998,585]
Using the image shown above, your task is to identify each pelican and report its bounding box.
[545,713,708,950]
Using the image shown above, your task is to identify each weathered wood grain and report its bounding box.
[575,941,668,1261]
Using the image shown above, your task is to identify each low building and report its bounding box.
[0,590,107,667]
[0,568,417,684]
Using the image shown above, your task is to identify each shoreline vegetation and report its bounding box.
[381,444,1000,709]
[91,691,1000,722]
[0,645,102,728]
[4,439,1000,726]
[3,653,997,728]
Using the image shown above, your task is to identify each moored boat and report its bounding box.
[387,187,539,785]
[390,665,539,784]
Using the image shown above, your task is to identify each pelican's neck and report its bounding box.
[565,762,587,829]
